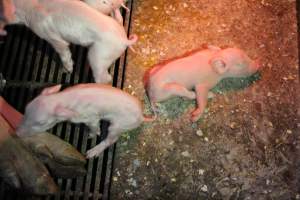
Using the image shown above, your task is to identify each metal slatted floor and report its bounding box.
[0,1,134,199]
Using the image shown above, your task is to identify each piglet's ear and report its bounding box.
[41,85,62,96]
[54,105,78,119]
[210,58,228,75]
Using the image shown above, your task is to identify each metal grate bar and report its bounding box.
[0,26,16,75]
[11,27,31,81]
[5,27,24,80]
[22,33,39,83]
[103,1,135,200]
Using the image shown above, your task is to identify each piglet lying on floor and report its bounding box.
[6,0,137,83]
[83,0,129,24]
[144,46,260,122]
[16,84,153,158]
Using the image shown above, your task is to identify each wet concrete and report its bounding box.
[111,0,299,199]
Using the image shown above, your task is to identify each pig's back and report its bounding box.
[148,49,215,87]
[61,84,143,121]
[38,0,124,45]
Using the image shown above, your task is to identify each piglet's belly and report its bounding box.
[69,115,98,124]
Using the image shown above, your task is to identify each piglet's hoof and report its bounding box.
[186,91,196,99]
[21,132,87,178]
[21,132,86,166]
[62,67,73,74]
[0,135,58,195]
[61,62,73,73]
[86,148,99,159]
[189,108,203,122]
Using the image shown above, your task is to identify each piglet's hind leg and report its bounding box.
[163,83,196,99]
[86,125,122,158]
[47,38,73,73]
[88,44,114,83]
[190,84,209,122]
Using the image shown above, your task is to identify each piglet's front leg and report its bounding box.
[190,84,209,122]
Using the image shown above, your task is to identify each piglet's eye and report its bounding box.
[102,1,107,4]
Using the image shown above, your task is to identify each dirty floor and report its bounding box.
[111,0,299,199]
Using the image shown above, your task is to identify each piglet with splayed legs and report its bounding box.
[144,46,260,122]
[17,84,154,158]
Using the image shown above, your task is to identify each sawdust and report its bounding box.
[111,0,299,199]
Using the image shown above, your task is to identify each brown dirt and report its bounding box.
[111,0,299,199]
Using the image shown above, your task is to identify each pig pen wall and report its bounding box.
[110,0,300,200]
[0,1,134,199]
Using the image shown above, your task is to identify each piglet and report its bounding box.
[144,46,260,122]
[7,0,137,83]
[16,84,153,158]
[83,0,129,24]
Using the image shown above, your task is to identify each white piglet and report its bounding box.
[16,84,153,158]
[83,0,129,24]
[10,0,137,83]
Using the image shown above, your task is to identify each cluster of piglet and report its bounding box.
[1,0,260,159]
